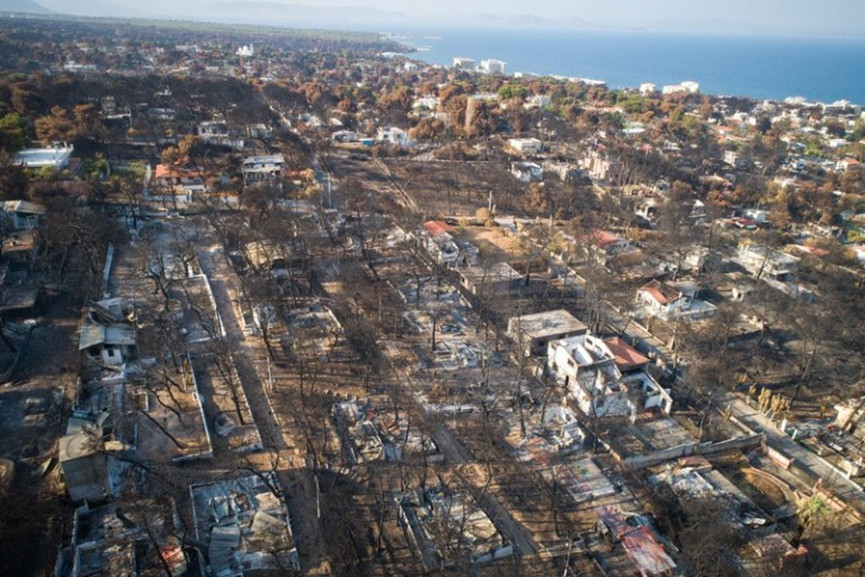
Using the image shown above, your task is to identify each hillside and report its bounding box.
[0,0,50,14]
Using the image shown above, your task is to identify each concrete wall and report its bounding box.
[765,445,793,470]
[61,453,108,502]
[615,433,764,470]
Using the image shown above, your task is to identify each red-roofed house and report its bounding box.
[786,244,829,259]
[422,220,454,237]
[837,157,861,172]
[592,230,626,249]
[604,337,650,372]
[636,279,716,322]
[590,230,631,263]
[152,164,206,203]
[418,220,463,267]
[595,505,677,576]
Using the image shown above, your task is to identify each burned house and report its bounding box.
[78,298,137,368]
[242,154,285,186]
[547,333,672,418]
[2,230,39,266]
[737,243,799,282]
[243,240,299,278]
[400,485,512,570]
[418,220,464,268]
[59,412,112,503]
[334,400,441,465]
[507,309,588,356]
[457,262,521,297]
[0,200,46,231]
[189,474,299,576]
[55,499,190,577]
[595,505,676,576]
[510,161,544,182]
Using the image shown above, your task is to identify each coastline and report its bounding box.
[388,27,865,105]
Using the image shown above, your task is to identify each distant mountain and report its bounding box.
[202,1,410,27]
[641,17,865,38]
[467,13,640,32]
[198,4,642,33]
[0,0,51,14]
[35,0,142,18]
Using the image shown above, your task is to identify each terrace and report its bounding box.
[14,142,74,169]
[507,309,588,357]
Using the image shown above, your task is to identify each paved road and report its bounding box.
[432,426,538,557]
[196,240,288,451]
[724,393,865,514]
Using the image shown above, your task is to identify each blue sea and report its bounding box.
[388,27,865,105]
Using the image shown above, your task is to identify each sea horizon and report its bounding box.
[384,26,865,105]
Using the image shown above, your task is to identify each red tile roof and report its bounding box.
[154,163,176,179]
[604,337,649,371]
[423,220,454,237]
[638,279,684,305]
[591,230,622,247]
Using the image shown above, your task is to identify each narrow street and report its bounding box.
[194,237,288,451]
[433,427,538,557]
[192,223,340,572]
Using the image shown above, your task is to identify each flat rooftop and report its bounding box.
[14,144,74,168]
[458,262,521,285]
[508,309,587,341]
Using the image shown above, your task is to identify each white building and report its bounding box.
[242,154,285,184]
[742,208,770,224]
[453,57,476,69]
[78,298,137,367]
[14,142,74,170]
[723,150,739,167]
[679,81,700,93]
[479,59,506,74]
[737,243,799,281]
[524,94,552,109]
[236,44,254,58]
[412,94,440,111]
[510,161,544,182]
[580,150,623,182]
[457,262,521,296]
[376,126,411,147]
[546,334,672,418]
[197,121,244,150]
[419,220,463,267]
[508,137,542,155]
[639,83,657,95]
[331,130,360,143]
[469,92,499,102]
[662,81,700,95]
[507,309,587,356]
[636,279,717,322]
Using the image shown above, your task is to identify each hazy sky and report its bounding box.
[32,0,865,37]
